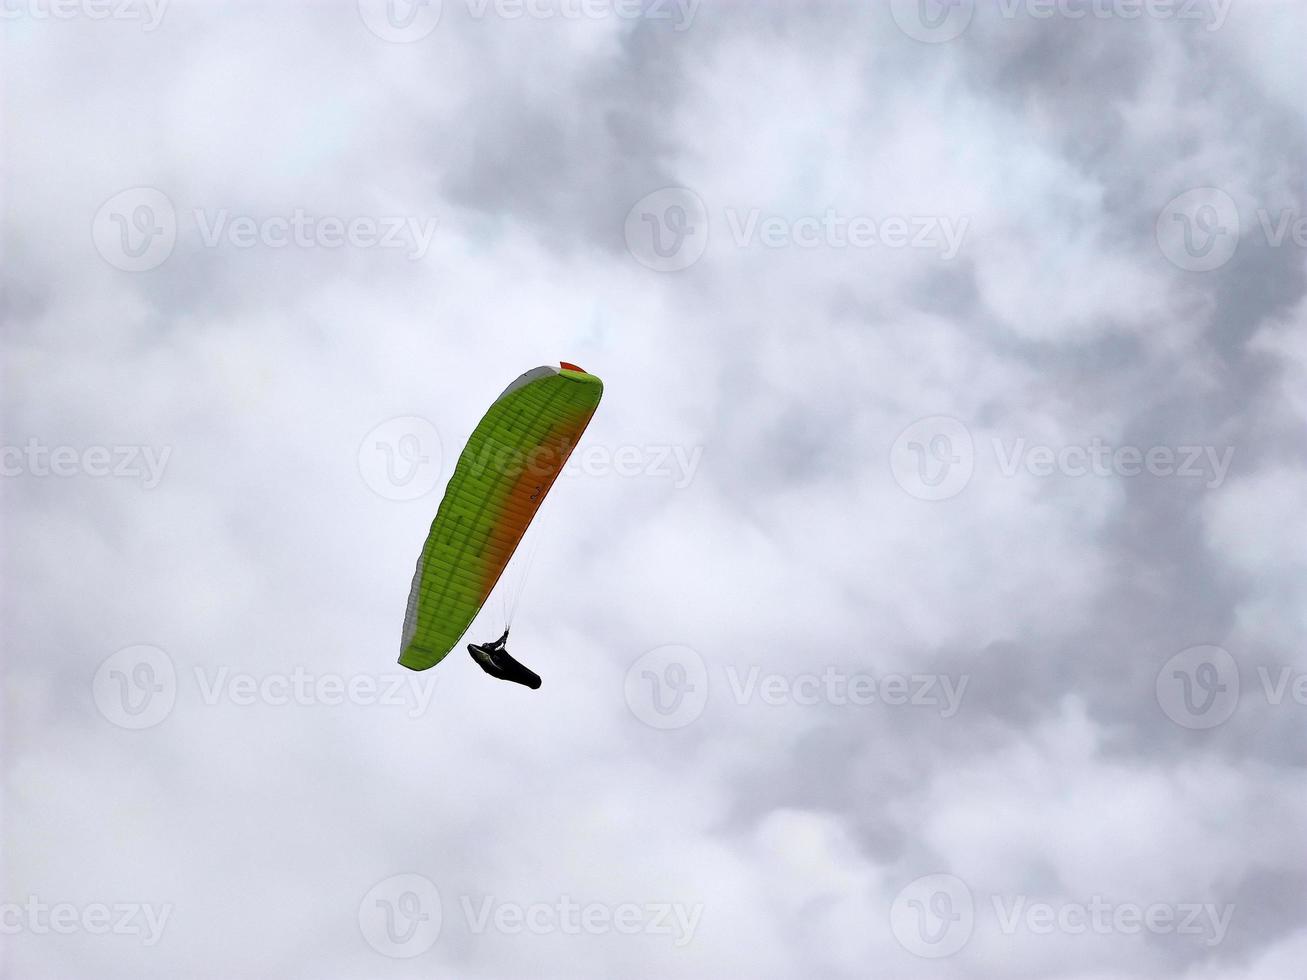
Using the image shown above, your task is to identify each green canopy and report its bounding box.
[399,363,603,670]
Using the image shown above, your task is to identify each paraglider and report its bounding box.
[398,362,603,689]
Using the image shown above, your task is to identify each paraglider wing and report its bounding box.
[399,363,603,671]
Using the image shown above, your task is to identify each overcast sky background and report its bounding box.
[3,1,1305,977]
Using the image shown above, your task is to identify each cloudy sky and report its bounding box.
[3,0,1305,977]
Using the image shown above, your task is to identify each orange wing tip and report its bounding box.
[560,361,585,372]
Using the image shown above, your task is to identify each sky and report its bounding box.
[2,1,1305,977]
